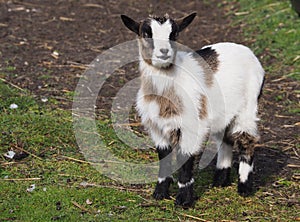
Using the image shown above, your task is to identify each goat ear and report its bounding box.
[121,15,140,35]
[176,12,197,32]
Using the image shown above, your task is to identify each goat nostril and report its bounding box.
[160,48,169,54]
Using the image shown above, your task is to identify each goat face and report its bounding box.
[121,13,197,69]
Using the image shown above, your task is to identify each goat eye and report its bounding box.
[170,31,178,41]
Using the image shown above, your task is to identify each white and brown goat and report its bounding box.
[121,12,265,207]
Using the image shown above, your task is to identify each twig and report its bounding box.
[138,202,160,208]
[71,201,96,214]
[293,148,300,158]
[115,122,142,127]
[287,164,300,168]
[83,3,104,8]
[58,173,86,178]
[234,11,249,16]
[0,77,25,91]
[42,61,88,70]
[0,161,18,166]
[12,144,43,160]
[60,155,91,164]
[60,155,125,165]
[59,17,75,22]
[176,212,209,222]
[0,177,41,181]
[80,181,150,193]
[274,114,293,118]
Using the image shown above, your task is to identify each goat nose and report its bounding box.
[160,48,169,55]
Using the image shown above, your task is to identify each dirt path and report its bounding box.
[0,1,241,102]
[0,0,298,187]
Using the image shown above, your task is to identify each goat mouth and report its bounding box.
[157,55,171,60]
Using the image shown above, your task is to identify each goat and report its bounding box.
[121,12,265,207]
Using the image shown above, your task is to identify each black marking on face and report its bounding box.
[169,20,179,41]
[138,20,154,64]
[151,15,169,24]
[140,20,153,38]
[137,15,183,68]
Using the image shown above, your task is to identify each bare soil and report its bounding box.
[0,0,299,193]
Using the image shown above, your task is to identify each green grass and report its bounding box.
[1,1,300,221]
[233,0,300,80]
[232,0,299,117]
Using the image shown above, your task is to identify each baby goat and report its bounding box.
[121,13,265,207]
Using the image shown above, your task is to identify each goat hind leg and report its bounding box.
[234,132,257,196]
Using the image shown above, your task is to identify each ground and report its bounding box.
[0,0,299,221]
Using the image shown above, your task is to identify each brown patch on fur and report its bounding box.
[141,77,183,118]
[138,38,153,65]
[144,92,183,118]
[199,94,208,120]
[169,129,181,146]
[196,47,219,87]
[231,132,258,157]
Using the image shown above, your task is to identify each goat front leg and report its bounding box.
[174,125,206,207]
[175,151,196,208]
[153,146,174,200]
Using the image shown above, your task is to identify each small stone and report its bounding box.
[26,184,36,192]
[9,103,18,109]
[4,151,16,159]
[86,199,93,205]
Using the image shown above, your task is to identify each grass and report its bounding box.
[231,0,299,117]
[1,1,299,221]
[233,0,300,80]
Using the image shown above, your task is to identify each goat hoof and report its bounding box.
[175,186,195,208]
[238,172,254,197]
[153,190,170,200]
[153,178,173,200]
[238,181,253,197]
[213,168,231,187]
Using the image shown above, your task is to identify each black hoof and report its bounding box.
[238,182,254,197]
[153,177,173,200]
[175,185,196,208]
[238,174,254,197]
[213,168,231,187]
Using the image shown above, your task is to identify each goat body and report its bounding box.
[121,13,265,207]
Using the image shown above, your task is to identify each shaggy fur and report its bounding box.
[121,12,264,207]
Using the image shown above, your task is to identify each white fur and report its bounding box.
[158,177,166,183]
[137,42,264,156]
[216,142,233,169]
[178,178,195,188]
[137,51,210,154]
[204,43,264,136]
[239,161,254,183]
[150,20,174,68]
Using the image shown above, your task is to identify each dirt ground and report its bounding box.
[0,0,299,189]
